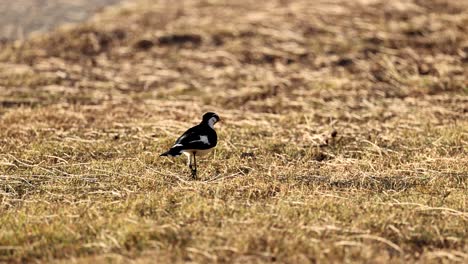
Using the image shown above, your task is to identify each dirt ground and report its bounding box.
[0,0,123,40]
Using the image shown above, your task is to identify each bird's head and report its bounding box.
[202,112,220,128]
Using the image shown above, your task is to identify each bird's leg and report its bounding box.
[191,153,197,180]
[187,153,193,171]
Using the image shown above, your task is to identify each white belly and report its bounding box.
[182,148,213,157]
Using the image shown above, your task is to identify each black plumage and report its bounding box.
[160,112,220,179]
[160,122,217,157]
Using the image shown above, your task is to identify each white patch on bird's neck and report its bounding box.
[208,117,217,128]
[200,135,209,144]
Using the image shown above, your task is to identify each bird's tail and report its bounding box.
[160,151,170,157]
[160,146,183,157]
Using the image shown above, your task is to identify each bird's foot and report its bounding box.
[191,169,197,180]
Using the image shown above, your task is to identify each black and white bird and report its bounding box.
[160,112,220,179]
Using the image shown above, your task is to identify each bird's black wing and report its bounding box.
[160,124,216,157]
[174,126,200,145]
[174,125,214,150]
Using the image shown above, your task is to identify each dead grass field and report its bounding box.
[0,0,467,263]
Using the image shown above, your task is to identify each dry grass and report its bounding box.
[0,0,467,263]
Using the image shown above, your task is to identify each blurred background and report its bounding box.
[0,0,123,40]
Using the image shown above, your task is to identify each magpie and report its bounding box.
[160,112,220,179]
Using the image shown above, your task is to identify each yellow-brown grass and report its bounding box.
[0,0,466,263]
